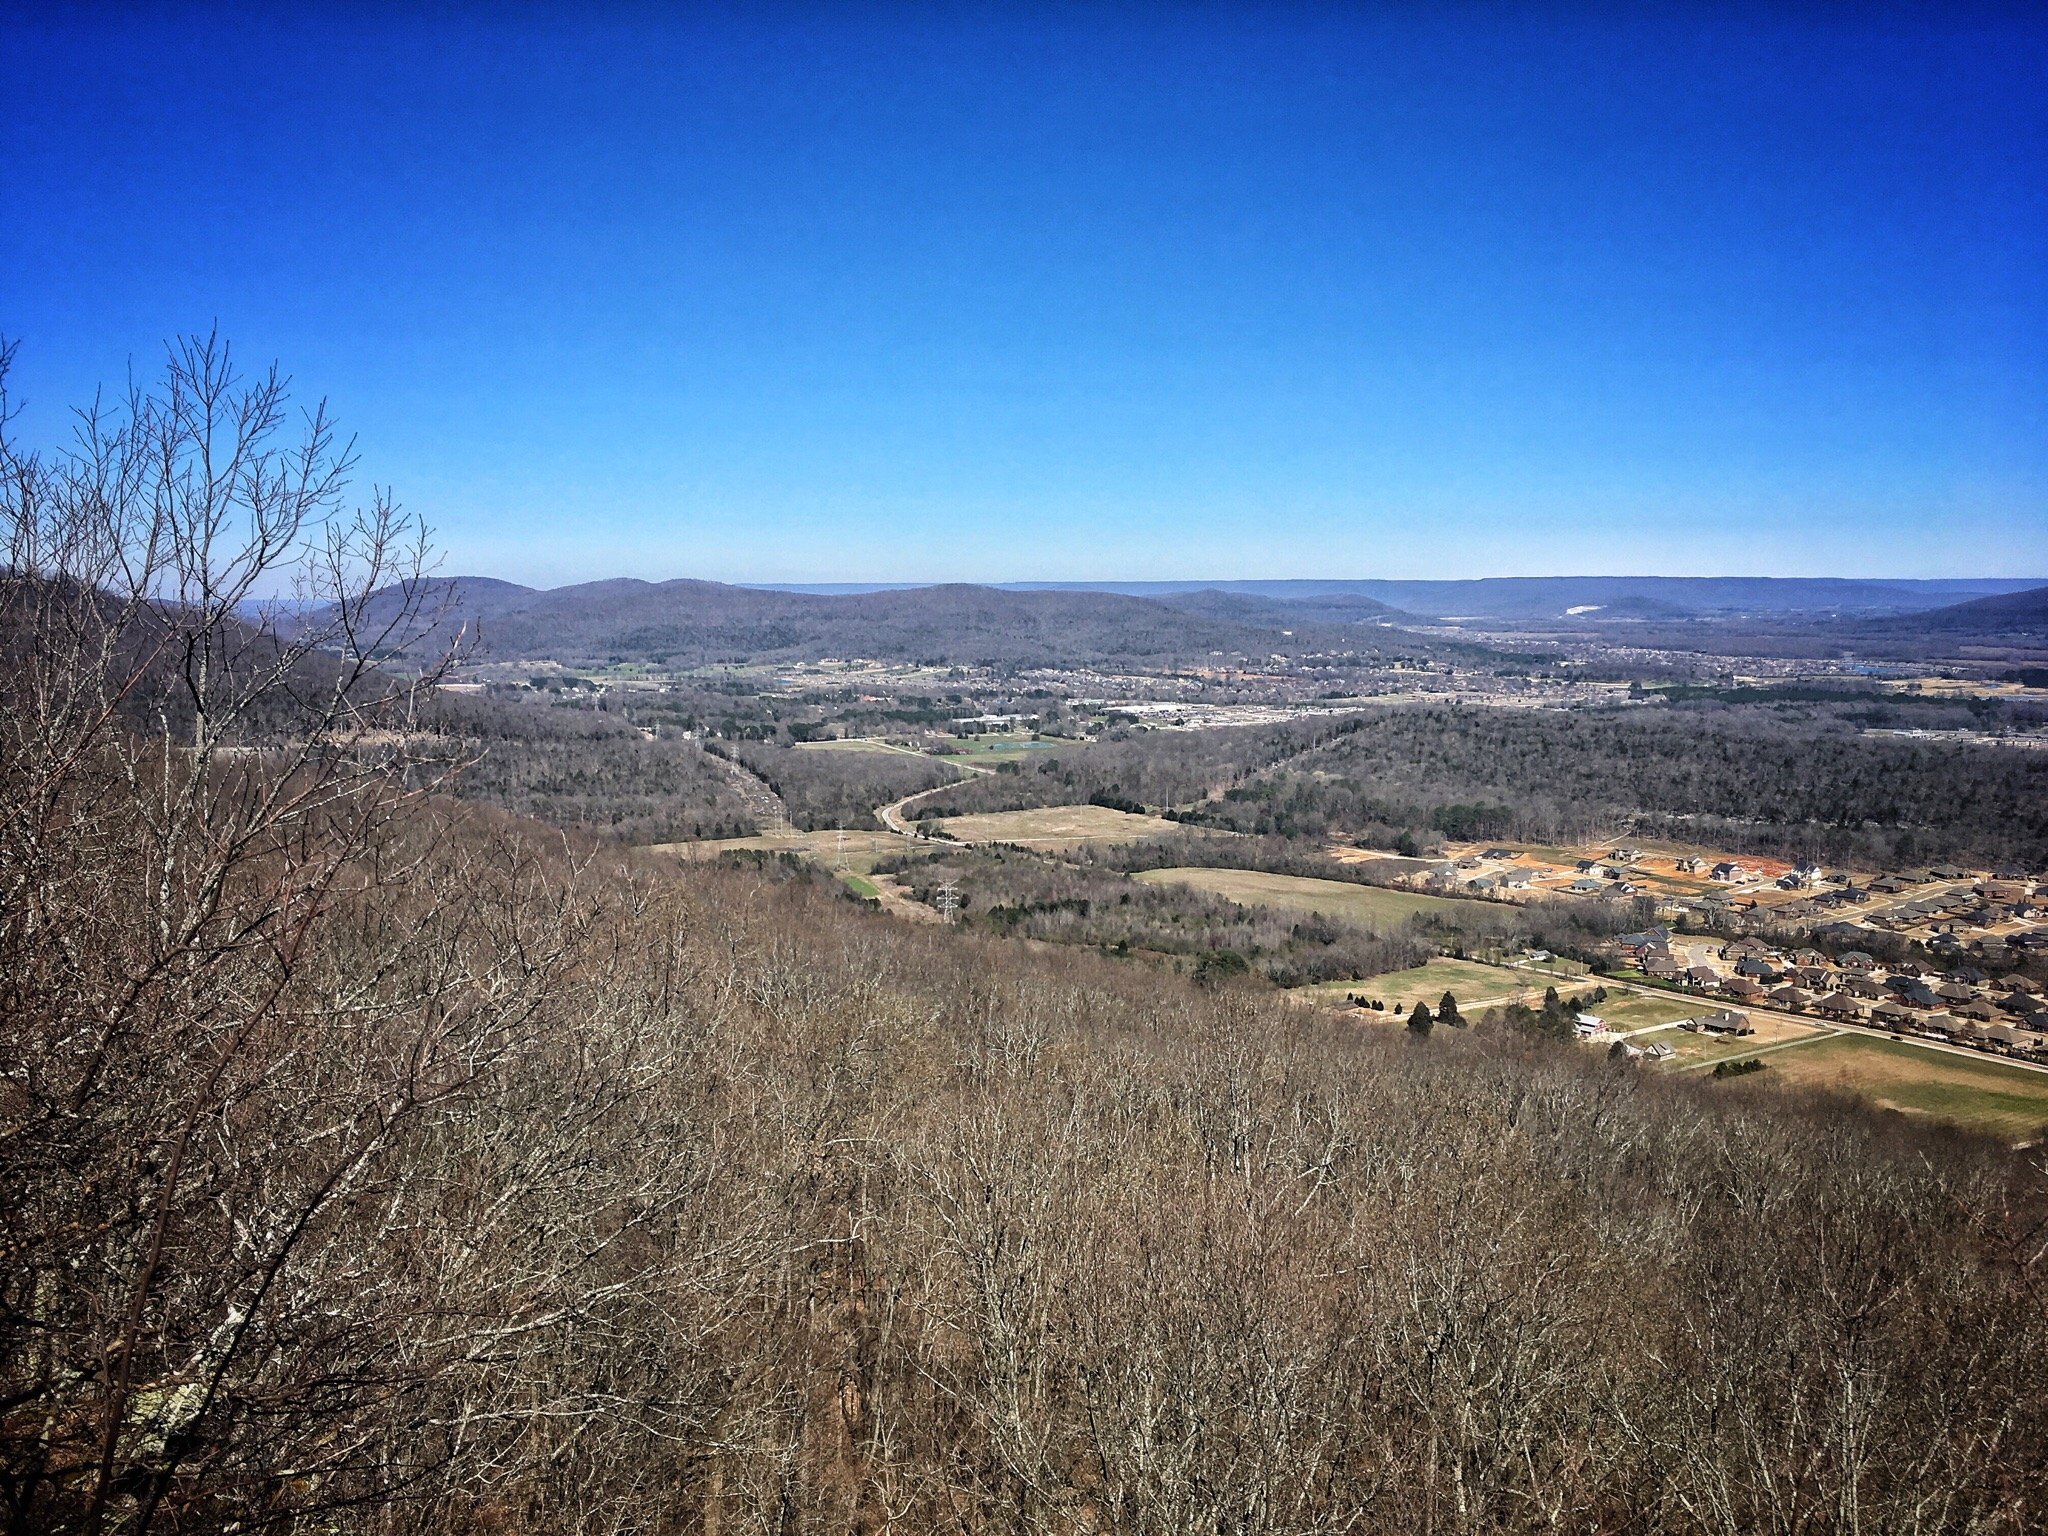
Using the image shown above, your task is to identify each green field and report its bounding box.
[1297,958,1535,1010]
[837,872,881,900]
[941,734,1064,763]
[1755,1035,2048,1142]
[1133,867,1508,931]
[1591,989,1708,1031]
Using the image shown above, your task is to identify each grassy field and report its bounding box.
[1297,958,1536,1011]
[938,804,1184,849]
[651,827,926,875]
[1656,1013,1832,1067]
[940,734,1065,764]
[1592,989,1710,1031]
[1133,868,1507,931]
[792,738,915,756]
[1751,1035,2048,1142]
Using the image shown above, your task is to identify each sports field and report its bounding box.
[1132,867,1508,930]
[937,804,1183,849]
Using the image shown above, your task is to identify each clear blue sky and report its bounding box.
[5,3,2045,585]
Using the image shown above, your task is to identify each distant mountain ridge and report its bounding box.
[1901,583,2048,631]
[340,576,1318,666]
[329,573,2048,667]
[755,576,2042,623]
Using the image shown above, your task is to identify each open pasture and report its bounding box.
[1297,957,1536,1011]
[651,826,925,874]
[1133,867,1508,931]
[937,804,1183,849]
[1752,1035,2048,1143]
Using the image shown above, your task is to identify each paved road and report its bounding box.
[869,743,993,839]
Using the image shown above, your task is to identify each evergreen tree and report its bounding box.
[1438,990,1465,1028]
[1407,1001,1434,1037]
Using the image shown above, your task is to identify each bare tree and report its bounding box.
[0,334,516,1533]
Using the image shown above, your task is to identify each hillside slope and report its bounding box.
[343,577,1299,665]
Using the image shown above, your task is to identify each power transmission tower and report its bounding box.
[935,880,961,923]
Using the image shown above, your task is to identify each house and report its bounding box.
[1675,856,1705,874]
[1574,1013,1606,1037]
[1576,859,1602,874]
[1815,992,1865,1021]
[1642,1041,1674,1061]
[1644,955,1683,981]
[1610,847,1641,863]
[1891,979,1942,1010]
[1734,955,1779,981]
[1836,950,1877,971]
[1685,965,1720,989]
[1871,1000,1919,1028]
[1722,976,1765,1001]
[1769,986,1810,1009]
[1868,874,1908,895]
[1710,862,1746,883]
[1956,999,1999,1023]
[1698,1009,1754,1035]
[1567,879,1606,895]
[1929,863,1973,880]
[1840,974,1886,1000]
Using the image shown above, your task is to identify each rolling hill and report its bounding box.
[337,577,1306,666]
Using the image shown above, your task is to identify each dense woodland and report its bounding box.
[1207,703,2048,867]
[425,692,759,841]
[725,740,958,831]
[916,704,2048,868]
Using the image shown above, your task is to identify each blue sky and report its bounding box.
[4,3,2045,585]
